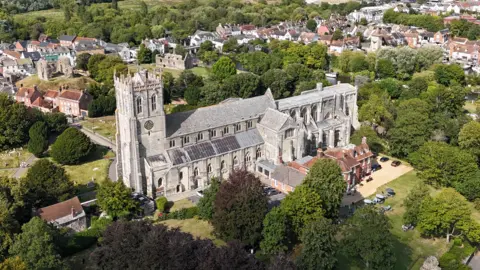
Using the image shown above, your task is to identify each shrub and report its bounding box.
[50,127,93,164]
[60,217,113,256]
[158,207,198,221]
[27,121,48,157]
[439,240,475,270]
[474,198,480,211]
[156,197,168,212]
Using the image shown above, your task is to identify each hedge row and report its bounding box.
[158,207,199,221]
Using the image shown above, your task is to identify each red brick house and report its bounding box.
[57,89,92,117]
[269,139,374,193]
[16,87,42,106]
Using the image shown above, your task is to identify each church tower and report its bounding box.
[114,69,166,194]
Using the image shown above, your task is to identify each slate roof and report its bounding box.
[165,91,276,137]
[258,108,295,131]
[59,35,76,42]
[166,129,264,166]
[272,165,305,188]
[276,83,356,111]
[38,196,84,223]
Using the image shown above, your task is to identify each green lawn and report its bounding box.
[464,101,478,114]
[16,75,96,92]
[159,218,225,246]
[0,148,32,169]
[0,169,16,178]
[169,198,195,212]
[80,116,116,143]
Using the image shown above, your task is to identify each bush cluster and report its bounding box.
[157,207,198,221]
[155,197,168,212]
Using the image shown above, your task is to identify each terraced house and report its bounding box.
[115,70,360,198]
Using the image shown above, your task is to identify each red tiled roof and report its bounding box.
[3,50,21,59]
[16,87,36,98]
[58,90,82,101]
[38,197,83,222]
[44,89,59,99]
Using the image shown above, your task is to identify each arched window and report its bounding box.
[290,110,296,119]
[194,167,198,177]
[151,94,157,111]
[233,156,238,165]
[136,97,142,114]
[220,160,225,170]
[158,178,163,187]
[207,164,212,173]
[312,105,318,122]
[256,148,262,159]
[245,153,251,162]
[179,171,183,180]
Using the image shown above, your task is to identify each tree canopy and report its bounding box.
[197,178,220,220]
[212,170,268,247]
[27,121,48,157]
[50,127,93,165]
[96,180,138,219]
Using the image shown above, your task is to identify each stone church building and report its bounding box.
[115,70,360,198]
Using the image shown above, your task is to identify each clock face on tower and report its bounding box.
[144,120,154,130]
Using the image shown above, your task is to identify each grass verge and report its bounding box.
[159,218,225,246]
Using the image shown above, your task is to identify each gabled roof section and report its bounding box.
[166,91,275,137]
[258,108,294,131]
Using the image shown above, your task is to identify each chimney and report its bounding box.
[316,82,323,91]
[33,84,37,91]
[71,206,76,218]
[361,136,367,145]
[20,83,23,87]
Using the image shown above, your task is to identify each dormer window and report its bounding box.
[247,120,253,129]
[169,140,176,148]
[184,136,190,144]
[235,123,241,132]
[223,126,229,135]
[197,133,203,141]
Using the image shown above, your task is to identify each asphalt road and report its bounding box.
[13,154,37,179]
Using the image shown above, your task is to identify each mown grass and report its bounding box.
[0,148,31,169]
[159,218,226,246]
[169,198,195,212]
[80,116,116,143]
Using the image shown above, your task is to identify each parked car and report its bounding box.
[386,188,395,196]
[196,190,204,197]
[371,164,382,171]
[391,160,401,167]
[379,157,389,162]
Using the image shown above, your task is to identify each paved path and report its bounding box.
[77,127,118,181]
[78,127,116,151]
[13,154,37,179]
[341,161,413,205]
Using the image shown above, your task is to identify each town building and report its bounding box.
[115,70,359,197]
[38,196,87,232]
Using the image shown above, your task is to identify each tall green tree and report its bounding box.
[280,185,324,235]
[297,218,338,270]
[458,121,480,158]
[306,19,317,32]
[9,217,63,270]
[434,64,465,86]
[212,56,237,80]
[403,183,430,225]
[222,73,261,98]
[0,94,35,150]
[137,44,152,64]
[260,207,292,255]
[389,99,433,157]
[24,159,73,209]
[27,121,48,157]
[76,53,91,70]
[197,178,220,220]
[359,94,393,127]
[302,159,346,218]
[50,127,93,165]
[212,170,268,246]
[341,207,396,270]
[409,142,478,187]
[96,180,138,219]
[418,188,476,242]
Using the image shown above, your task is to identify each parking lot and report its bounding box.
[341,157,413,206]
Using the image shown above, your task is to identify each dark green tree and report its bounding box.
[341,207,396,270]
[212,170,268,246]
[401,77,428,99]
[137,44,152,64]
[76,53,91,70]
[261,69,293,99]
[0,94,35,149]
[409,142,478,187]
[96,180,138,219]
[332,29,343,40]
[434,64,465,86]
[223,73,261,98]
[297,218,338,270]
[302,159,346,218]
[280,185,324,236]
[306,19,317,32]
[50,127,93,165]
[197,178,220,220]
[403,183,430,225]
[43,112,67,134]
[376,58,395,79]
[9,217,63,270]
[350,126,385,153]
[27,121,48,157]
[260,207,292,255]
[212,56,236,80]
[24,159,73,209]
